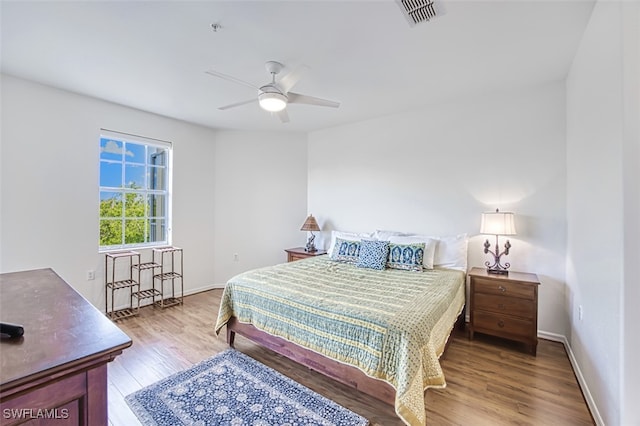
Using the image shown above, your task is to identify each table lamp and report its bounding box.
[300,214,321,252]
[480,208,517,274]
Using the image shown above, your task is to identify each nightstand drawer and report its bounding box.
[472,311,534,338]
[289,253,309,262]
[473,277,535,300]
[474,293,536,319]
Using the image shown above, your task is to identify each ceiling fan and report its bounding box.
[205,61,340,123]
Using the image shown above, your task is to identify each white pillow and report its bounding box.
[432,234,469,271]
[388,235,438,269]
[326,230,373,257]
[373,230,407,240]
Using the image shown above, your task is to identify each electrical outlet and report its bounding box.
[233,253,239,262]
[578,305,583,321]
[87,270,95,280]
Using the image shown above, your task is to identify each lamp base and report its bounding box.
[484,237,512,276]
[305,234,317,253]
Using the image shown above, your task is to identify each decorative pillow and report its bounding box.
[388,235,438,269]
[387,242,425,272]
[326,231,372,257]
[356,240,390,270]
[330,237,362,263]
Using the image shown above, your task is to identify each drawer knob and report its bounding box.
[498,285,506,292]
[498,320,505,328]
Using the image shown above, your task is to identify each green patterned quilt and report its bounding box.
[215,256,465,426]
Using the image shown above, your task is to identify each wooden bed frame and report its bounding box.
[226,309,465,406]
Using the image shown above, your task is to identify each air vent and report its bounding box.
[396,0,444,26]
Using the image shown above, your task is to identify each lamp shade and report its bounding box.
[480,210,516,235]
[300,214,320,232]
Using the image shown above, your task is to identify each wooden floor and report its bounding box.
[108,289,594,426]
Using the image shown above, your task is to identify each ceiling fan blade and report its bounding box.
[218,98,257,110]
[205,69,260,91]
[288,92,340,108]
[276,109,290,123]
[278,65,309,93]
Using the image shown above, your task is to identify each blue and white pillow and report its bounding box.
[330,237,361,263]
[357,240,390,270]
[387,242,425,272]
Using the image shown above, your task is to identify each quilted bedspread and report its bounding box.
[214,256,465,426]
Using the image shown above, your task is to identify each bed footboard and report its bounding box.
[226,316,396,406]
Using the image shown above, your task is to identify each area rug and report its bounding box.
[125,349,369,426]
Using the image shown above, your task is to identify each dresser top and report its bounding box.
[0,268,132,390]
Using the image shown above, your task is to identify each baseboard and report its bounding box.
[108,283,226,312]
[185,283,226,295]
[538,330,604,426]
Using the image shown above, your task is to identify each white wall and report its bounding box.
[0,75,217,307]
[621,3,640,424]
[0,75,308,312]
[566,1,640,424]
[308,81,568,337]
[212,130,308,285]
[0,75,310,311]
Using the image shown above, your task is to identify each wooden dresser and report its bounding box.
[0,268,132,425]
[284,247,327,262]
[468,267,540,355]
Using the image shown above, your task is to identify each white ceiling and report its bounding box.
[1,0,595,133]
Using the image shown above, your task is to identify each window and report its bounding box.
[99,131,172,251]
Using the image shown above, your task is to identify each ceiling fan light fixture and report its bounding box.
[258,92,287,112]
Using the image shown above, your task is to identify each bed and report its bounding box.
[215,242,466,426]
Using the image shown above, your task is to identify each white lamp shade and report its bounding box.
[480,211,517,235]
[258,92,287,112]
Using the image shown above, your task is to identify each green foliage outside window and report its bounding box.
[99,189,147,246]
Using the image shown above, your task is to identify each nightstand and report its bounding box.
[468,267,540,355]
[285,247,327,262]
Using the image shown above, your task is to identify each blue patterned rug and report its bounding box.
[125,349,369,426]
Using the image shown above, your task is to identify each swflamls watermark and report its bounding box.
[2,408,70,420]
